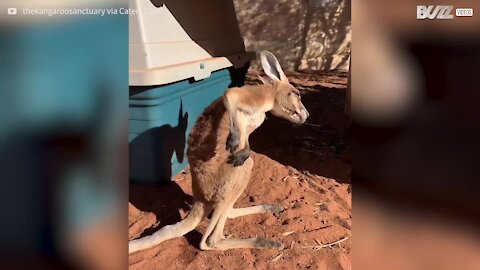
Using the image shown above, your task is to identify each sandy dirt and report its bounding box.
[129,71,351,270]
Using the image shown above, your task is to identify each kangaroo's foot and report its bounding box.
[201,204,284,251]
[228,204,284,219]
[206,237,284,251]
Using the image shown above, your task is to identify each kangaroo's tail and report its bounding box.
[129,201,205,254]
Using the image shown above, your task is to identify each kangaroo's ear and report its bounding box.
[257,75,271,85]
[260,51,288,83]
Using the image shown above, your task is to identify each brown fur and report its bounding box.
[188,98,233,203]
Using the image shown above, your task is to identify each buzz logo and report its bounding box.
[417,5,454,19]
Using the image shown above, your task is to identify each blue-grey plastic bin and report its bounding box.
[129,66,249,185]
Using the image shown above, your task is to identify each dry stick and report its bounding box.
[280,231,295,237]
[271,254,283,262]
[282,175,299,182]
[304,225,332,233]
[313,236,349,250]
[299,236,350,250]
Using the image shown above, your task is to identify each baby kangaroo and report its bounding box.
[129,51,309,253]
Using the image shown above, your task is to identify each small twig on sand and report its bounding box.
[313,236,349,250]
[304,225,332,233]
[300,236,350,250]
[281,231,295,237]
[271,254,283,262]
[282,175,298,182]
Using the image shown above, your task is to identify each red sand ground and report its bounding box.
[129,72,351,270]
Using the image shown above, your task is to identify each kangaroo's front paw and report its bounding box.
[227,148,251,167]
[226,128,240,153]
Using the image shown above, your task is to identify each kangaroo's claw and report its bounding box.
[227,148,251,167]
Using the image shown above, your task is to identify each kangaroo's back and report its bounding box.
[187,97,233,199]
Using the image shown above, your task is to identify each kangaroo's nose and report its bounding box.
[301,105,310,119]
[298,108,309,123]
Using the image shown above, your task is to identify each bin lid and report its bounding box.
[129,52,255,86]
[129,0,254,86]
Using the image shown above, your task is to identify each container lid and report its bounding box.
[129,0,254,86]
[130,52,254,86]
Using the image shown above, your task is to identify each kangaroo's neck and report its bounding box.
[244,84,277,114]
[260,84,277,112]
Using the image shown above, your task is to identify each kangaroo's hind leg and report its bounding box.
[207,204,284,251]
[201,158,284,251]
[199,202,231,250]
[228,204,284,219]
[207,202,284,251]
[199,160,251,250]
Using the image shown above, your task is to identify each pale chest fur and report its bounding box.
[238,110,267,134]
